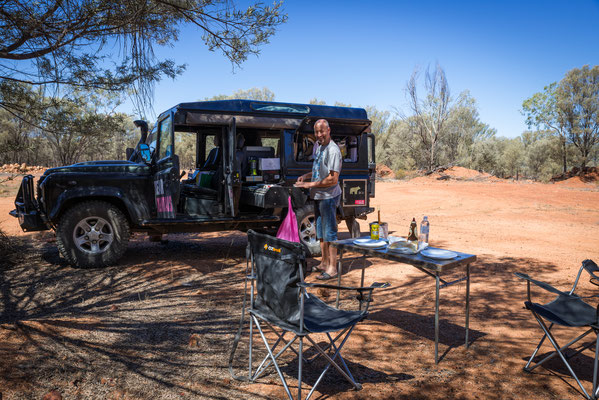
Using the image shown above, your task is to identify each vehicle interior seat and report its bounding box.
[203,135,221,171]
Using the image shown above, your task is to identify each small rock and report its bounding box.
[42,390,62,400]
[188,333,201,347]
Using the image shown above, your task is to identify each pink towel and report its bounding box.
[276,196,300,243]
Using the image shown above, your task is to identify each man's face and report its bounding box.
[314,122,331,145]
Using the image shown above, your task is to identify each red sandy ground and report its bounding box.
[0,171,598,399]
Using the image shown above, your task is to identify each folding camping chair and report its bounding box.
[515,259,599,399]
[229,230,389,400]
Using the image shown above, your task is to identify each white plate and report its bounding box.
[420,248,458,260]
[353,238,387,249]
[388,236,407,244]
[388,247,418,255]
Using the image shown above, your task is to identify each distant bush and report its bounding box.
[394,169,420,180]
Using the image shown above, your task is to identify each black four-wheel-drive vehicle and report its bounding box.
[11,100,376,267]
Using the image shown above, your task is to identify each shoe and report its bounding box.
[316,272,338,281]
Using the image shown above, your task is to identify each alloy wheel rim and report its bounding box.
[73,216,114,254]
[299,214,317,247]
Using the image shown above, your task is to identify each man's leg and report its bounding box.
[327,242,338,275]
[314,200,327,271]
[322,197,339,277]
[320,239,328,270]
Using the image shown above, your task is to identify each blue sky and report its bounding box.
[124,0,599,139]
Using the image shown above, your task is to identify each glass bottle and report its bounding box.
[407,218,418,242]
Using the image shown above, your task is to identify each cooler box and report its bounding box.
[260,158,281,183]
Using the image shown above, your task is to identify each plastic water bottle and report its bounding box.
[418,216,429,250]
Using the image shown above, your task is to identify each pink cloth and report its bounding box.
[276,196,300,243]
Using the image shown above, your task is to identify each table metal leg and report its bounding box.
[435,272,440,364]
[335,251,343,308]
[466,263,470,349]
[358,255,366,311]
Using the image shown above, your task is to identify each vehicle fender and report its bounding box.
[48,186,151,224]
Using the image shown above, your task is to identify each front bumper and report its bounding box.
[11,175,48,232]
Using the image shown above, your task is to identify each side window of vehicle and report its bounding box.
[295,134,316,162]
[158,117,173,160]
[261,137,280,156]
[205,135,217,160]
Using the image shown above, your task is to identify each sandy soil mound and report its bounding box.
[552,167,599,188]
[376,164,396,179]
[410,166,498,183]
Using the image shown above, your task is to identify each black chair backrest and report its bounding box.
[247,230,305,327]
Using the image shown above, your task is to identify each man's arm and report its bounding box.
[295,171,339,188]
[296,172,312,183]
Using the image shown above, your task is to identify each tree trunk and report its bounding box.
[429,140,435,171]
[561,134,567,174]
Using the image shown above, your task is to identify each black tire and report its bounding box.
[346,217,361,238]
[56,201,130,268]
[295,204,321,257]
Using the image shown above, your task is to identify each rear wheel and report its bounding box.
[56,201,130,268]
[346,217,361,238]
[295,205,321,257]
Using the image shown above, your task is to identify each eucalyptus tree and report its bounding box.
[0,0,287,116]
[205,87,276,101]
[522,82,569,173]
[556,65,599,169]
[405,63,452,171]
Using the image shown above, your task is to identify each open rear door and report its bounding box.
[222,118,239,217]
[153,113,179,218]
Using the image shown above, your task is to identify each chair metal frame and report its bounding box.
[516,259,599,399]
[234,231,388,400]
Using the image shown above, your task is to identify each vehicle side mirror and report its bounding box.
[126,148,134,160]
[138,143,152,164]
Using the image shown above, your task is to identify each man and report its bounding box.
[295,119,342,280]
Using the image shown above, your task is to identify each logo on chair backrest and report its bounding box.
[264,243,281,253]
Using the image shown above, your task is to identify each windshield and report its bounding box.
[146,125,158,156]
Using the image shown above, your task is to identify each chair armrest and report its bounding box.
[298,281,390,292]
[583,260,599,286]
[514,272,567,296]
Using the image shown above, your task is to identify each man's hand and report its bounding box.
[295,172,311,186]
[294,181,314,188]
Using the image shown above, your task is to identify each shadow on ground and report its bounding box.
[0,232,596,399]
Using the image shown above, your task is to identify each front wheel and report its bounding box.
[56,201,130,268]
[295,205,321,257]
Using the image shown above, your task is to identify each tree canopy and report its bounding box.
[0,0,287,114]
[523,65,599,170]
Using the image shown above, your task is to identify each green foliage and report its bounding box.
[0,1,286,113]
[556,65,599,168]
[205,87,276,101]
[2,79,596,184]
[0,82,140,166]
[523,65,599,171]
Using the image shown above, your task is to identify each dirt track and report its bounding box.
[0,174,598,399]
